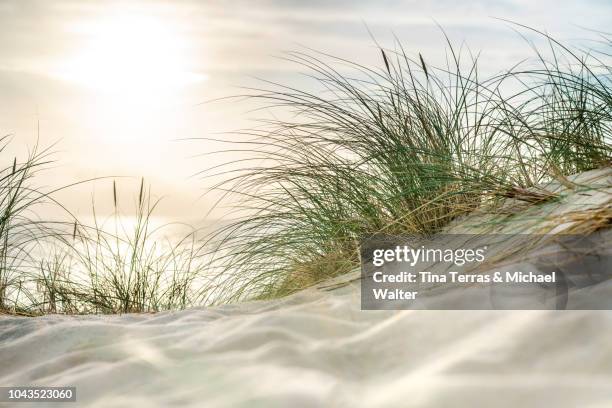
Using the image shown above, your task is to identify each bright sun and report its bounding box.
[57,14,206,146]
[61,15,204,98]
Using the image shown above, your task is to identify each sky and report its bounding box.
[1,0,610,224]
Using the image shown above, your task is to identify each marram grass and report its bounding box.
[0,148,206,315]
[200,26,611,302]
[1,25,611,314]
[31,183,206,314]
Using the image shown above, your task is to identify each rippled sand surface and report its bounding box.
[2,283,612,407]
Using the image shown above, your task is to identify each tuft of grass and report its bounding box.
[28,180,206,314]
[0,135,207,315]
[0,136,56,314]
[201,26,611,302]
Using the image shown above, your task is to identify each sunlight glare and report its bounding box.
[57,14,206,146]
[61,15,205,98]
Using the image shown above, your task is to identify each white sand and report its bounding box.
[1,168,611,407]
[2,285,612,407]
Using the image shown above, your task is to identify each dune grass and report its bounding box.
[200,27,611,302]
[1,24,611,314]
[30,181,205,314]
[0,136,59,314]
[0,139,206,315]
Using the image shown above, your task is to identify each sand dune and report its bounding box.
[2,285,612,407]
[1,168,611,407]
